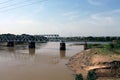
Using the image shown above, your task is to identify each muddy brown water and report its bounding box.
[0,42,84,80]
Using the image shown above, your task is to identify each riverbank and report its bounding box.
[67,48,120,80]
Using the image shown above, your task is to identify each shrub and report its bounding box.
[104,43,114,50]
[86,70,97,80]
[75,74,83,80]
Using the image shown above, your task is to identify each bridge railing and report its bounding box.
[0,35,48,42]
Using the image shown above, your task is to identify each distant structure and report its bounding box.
[39,34,60,42]
[0,34,48,48]
[60,41,66,50]
[0,34,48,43]
[0,34,61,43]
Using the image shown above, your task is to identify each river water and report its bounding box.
[0,42,84,80]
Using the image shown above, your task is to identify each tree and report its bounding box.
[75,74,83,80]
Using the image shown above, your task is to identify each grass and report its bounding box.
[102,48,120,54]
[87,42,120,55]
[87,44,104,49]
[71,42,120,80]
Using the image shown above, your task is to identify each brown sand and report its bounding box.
[67,48,120,80]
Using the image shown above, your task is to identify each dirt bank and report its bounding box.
[67,48,120,80]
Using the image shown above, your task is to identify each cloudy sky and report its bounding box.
[0,0,120,36]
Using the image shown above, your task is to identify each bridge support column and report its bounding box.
[29,42,35,48]
[84,41,87,50]
[60,41,66,50]
[7,41,14,47]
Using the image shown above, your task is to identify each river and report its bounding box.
[0,42,84,80]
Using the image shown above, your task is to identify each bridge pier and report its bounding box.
[60,41,66,50]
[84,41,87,50]
[7,41,14,47]
[29,42,35,48]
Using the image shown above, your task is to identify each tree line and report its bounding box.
[62,36,120,42]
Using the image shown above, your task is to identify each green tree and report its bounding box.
[75,74,83,80]
[86,70,97,80]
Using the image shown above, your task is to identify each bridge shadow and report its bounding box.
[7,47,15,52]
[29,48,35,56]
[60,50,66,59]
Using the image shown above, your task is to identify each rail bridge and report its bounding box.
[0,34,62,48]
[0,34,48,48]
[40,34,60,41]
[0,34,48,42]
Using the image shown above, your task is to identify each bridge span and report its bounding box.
[0,34,62,48]
[0,34,48,43]
[0,34,48,48]
[39,34,60,41]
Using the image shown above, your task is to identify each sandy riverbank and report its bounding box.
[67,48,120,80]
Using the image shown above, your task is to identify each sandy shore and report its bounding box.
[67,48,120,80]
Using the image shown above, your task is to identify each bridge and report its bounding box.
[0,34,48,42]
[0,34,62,48]
[39,34,60,41]
[0,34,48,48]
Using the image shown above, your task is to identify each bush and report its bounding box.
[87,44,93,49]
[114,43,120,49]
[104,43,114,50]
[86,70,97,80]
[87,44,104,49]
[104,42,120,50]
[75,74,83,80]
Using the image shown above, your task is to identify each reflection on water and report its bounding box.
[60,50,66,58]
[29,48,35,56]
[0,42,84,80]
[7,47,15,52]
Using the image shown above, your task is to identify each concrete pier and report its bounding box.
[84,41,87,50]
[60,42,66,50]
[7,41,14,47]
[29,42,35,48]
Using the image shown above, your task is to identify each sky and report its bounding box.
[0,0,120,37]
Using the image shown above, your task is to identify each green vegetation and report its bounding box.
[86,40,120,55]
[75,72,97,80]
[87,44,104,49]
[86,70,97,80]
[102,41,120,54]
[75,74,83,80]
[104,43,114,50]
[87,39,120,48]
[62,36,120,42]
[104,42,120,50]
[75,69,97,80]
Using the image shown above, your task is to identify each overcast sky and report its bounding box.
[0,0,120,37]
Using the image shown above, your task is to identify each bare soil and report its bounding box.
[67,48,120,80]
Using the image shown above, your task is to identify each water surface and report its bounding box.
[0,42,84,80]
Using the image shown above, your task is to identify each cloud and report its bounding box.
[82,9,118,22]
[88,9,120,25]
[62,11,81,21]
[93,9,120,16]
[87,0,103,6]
[59,9,120,36]
[0,17,42,34]
[0,18,37,26]
[88,15,114,26]
[0,7,120,36]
